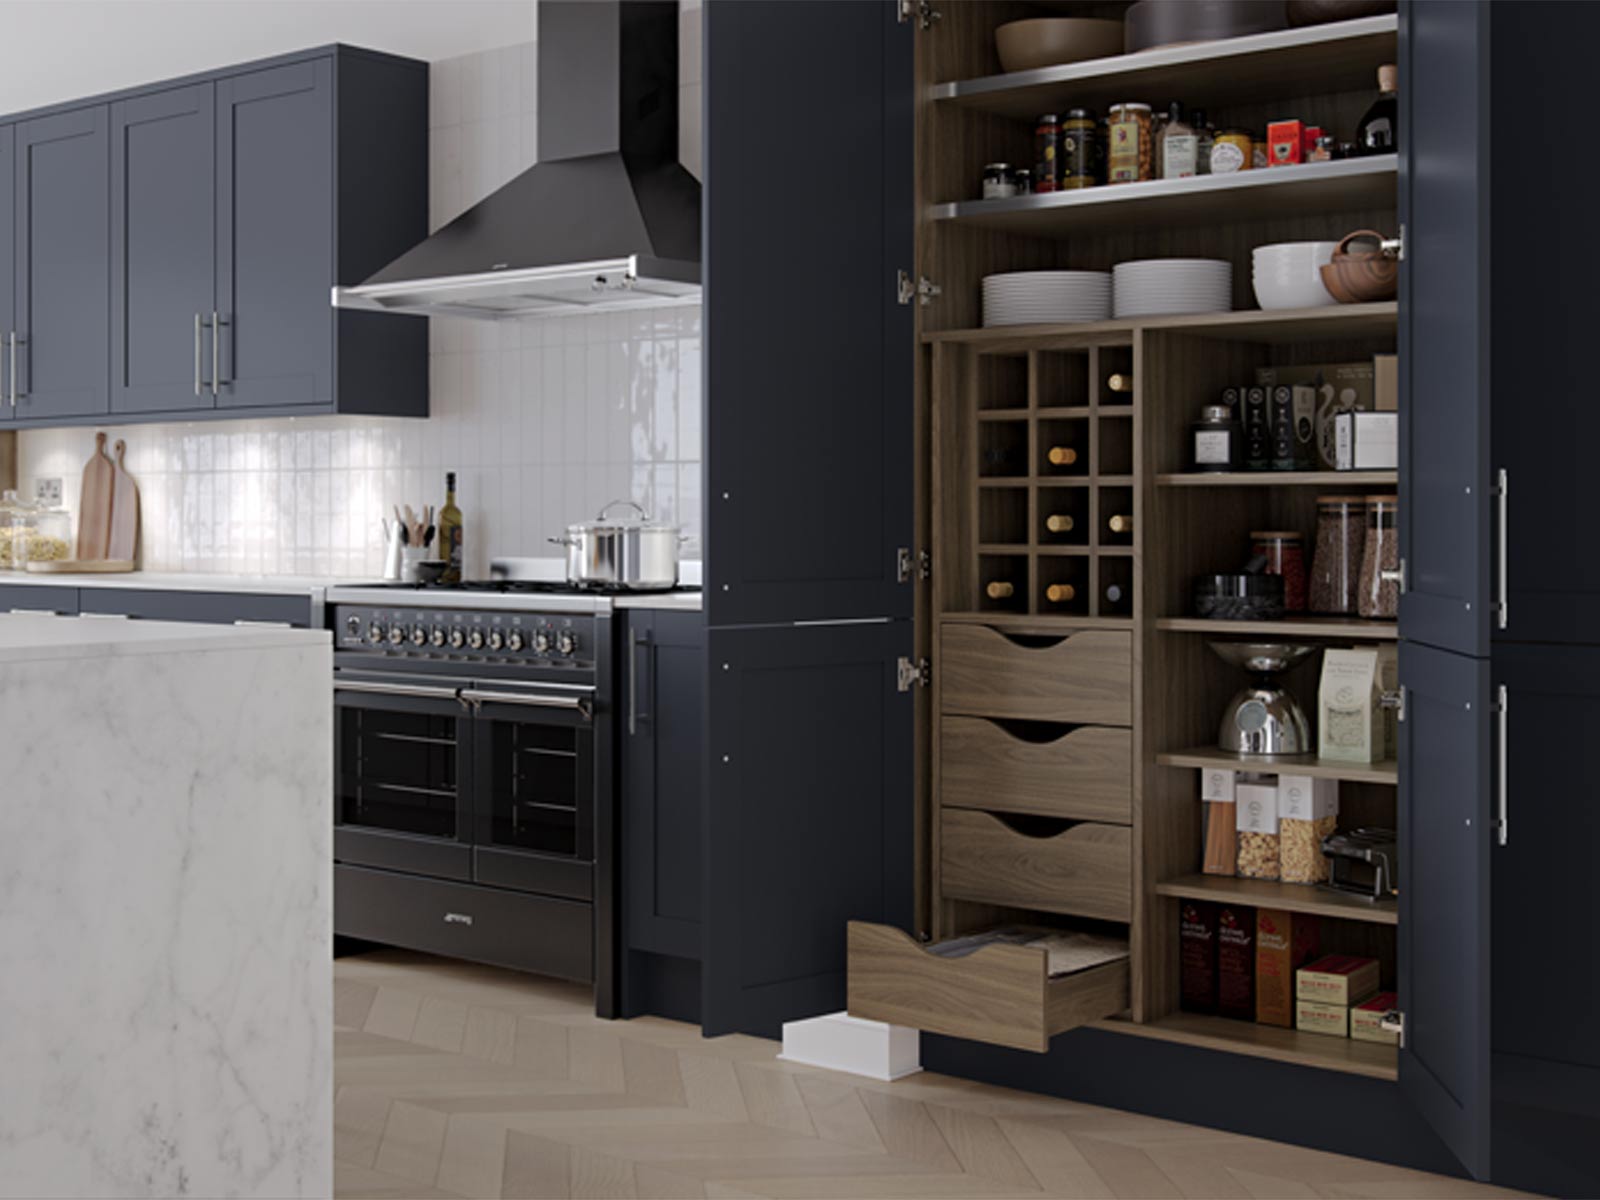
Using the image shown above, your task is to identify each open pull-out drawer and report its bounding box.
[942,809,1132,923]
[846,921,1129,1052]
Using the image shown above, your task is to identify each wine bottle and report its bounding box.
[1046,446,1079,467]
[1044,513,1075,533]
[1106,373,1133,395]
[1357,64,1398,155]
[1107,513,1134,535]
[1045,583,1076,604]
[1104,583,1128,609]
[439,471,464,583]
[985,581,1015,600]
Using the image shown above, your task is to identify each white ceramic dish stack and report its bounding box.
[982,270,1112,327]
[1111,258,1232,318]
[1252,241,1339,309]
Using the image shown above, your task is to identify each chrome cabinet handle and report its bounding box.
[1496,683,1509,847]
[334,678,461,702]
[1496,468,1509,630]
[194,313,203,396]
[8,330,16,408]
[459,687,593,718]
[210,311,228,396]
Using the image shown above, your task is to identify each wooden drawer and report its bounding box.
[847,921,1128,1053]
[941,809,1132,923]
[941,717,1131,824]
[940,625,1132,725]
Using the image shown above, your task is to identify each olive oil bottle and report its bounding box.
[439,472,464,583]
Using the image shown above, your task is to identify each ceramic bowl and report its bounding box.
[994,18,1124,72]
[1252,241,1338,308]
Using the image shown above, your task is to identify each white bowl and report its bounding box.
[1251,241,1337,308]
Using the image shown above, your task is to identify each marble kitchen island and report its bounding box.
[0,615,333,1199]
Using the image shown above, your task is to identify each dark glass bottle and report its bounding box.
[1357,64,1398,155]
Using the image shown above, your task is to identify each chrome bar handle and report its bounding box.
[1496,468,1509,630]
[459,687,593,719]
[194,313,203,396]
[334,678,462,703]
[8,330,16,408]
[1496,683,1509,847]
[210,311,226,396]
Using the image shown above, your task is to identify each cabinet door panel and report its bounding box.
[14,106,110,421]
[0,124,13,424]
[111,84,216,415]
[215,60,333,410]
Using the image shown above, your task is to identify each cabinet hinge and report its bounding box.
[897,0,941,30]
[897,269,941,307]
[1382,684,1406,724]
[896,547,932,583]
[896,655,931,692]
[1379,1008,1406,1048]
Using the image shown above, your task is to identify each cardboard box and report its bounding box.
[1255,909,1320,1027]
[1255,363,1374,469]
[1267,120,1304,166]
[1180,901,1219,1014]
[1242,386,1271,470]
[1373,353,1398,411]
[1376,644,1399,759]
[1297,954,1380,1006]
[1334,411,1398,470]
[1352,991,1400,1044]
[1217,904,1256,1020]
[1200,767,1237,802]
[1297,998,1350,1038]
[1319,648,1384,763]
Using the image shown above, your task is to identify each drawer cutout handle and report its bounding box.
[995,631,1075,650]
[986,811,1085,839]
[990,717,1090,745]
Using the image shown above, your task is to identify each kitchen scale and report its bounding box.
[1209,641,1319,756]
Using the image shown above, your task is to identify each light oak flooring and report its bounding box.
[334,952,1522,1200]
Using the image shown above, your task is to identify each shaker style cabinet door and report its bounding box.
[0,124,14,425]
[215,60,334,410]
[14,106,110,421]
[110,84,218,415]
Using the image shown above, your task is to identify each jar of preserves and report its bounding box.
[1107,102,1153,183]
[1013,167,1032,194]
[1060,108,1100,188]
[1358,496,1400,618]
[1251,530,1308,613]
[1035,113,1062,193]
[1191,403,1240,472]
[1308,496,1366,614]
[981,163,1018,200]
[1211,129,1252,174]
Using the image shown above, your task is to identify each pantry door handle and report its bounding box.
[1495,468,1509,631]
[629,628,653,736]
[194,313,203,396]
[8,330,16,407]
[210,311,229,397]
[1495,683,1509,847]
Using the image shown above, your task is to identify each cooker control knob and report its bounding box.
[366,623,383,644]
[430,626,447,648]
[533,631,551,654]
[487,629,504,651]
[345,615,362,638]
[468,628,485,650]
[448,627,466,649]
[556,630,578,656]
[507,630,525,652]
[387,624,406,646]
[410,625,428,646]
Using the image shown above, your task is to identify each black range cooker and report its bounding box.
[327,569,690,1016]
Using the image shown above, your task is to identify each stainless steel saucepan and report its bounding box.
[550,500,682,590]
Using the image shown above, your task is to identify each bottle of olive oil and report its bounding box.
[439,472,464,583]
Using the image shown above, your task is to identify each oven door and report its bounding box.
[466,682,596,901]
[334,673,473,882]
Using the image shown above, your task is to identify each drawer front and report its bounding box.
[941,717,1131,824]
[940,625,1132,725]
[0,584,78,614]
[941,809,1132,923]
[847,921,1128,1053]
[80,588,314,627]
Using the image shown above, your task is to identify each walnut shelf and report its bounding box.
[1155,873,1398,926]
[1096,1013,1398,1081]
[1159,471,1398,487]
[1159,747,1398,786]
[1157,617,1398,640]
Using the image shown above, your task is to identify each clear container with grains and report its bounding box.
[1308,495,1367,615]
[1277,775,1338,885]
[1358,495,1400,618]
[1107,102,1153,183]
[0,490,27,571]
[27,499,72,568]
[1234,778,1280,880]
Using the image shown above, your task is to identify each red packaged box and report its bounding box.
[1217,904,1255,1020]
[1255,908,1320,1027]
[1267,119,1304,166]
[1180,901,1219,1014]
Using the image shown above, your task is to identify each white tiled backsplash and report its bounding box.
[17,13,703,581]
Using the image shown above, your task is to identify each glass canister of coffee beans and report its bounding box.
[1252,530,1308,613]
[1061,108,1101,188]
[1308,495,1367,614]
[1035,113,1062,192]
[1191,403,1241,472]
[1358,495,1400,618]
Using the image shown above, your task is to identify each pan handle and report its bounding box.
[597,499,648,521]
[547,536,575,547]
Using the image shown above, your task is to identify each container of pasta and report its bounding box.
[1277,774,1338,884]
[0,490,70,570]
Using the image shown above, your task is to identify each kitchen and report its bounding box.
[0,2,1594,1198]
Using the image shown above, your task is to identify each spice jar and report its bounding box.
[1012,167,1032,194]
[1060,108,1101,188]
[1191,403,1241,472]
[1358,495,1400,618]
[981,163,1018,200]
[1211,129,1252,174]
[1308,496,1366,614]
[1035,113,1062,193]
[1251,530,1308,613]
[1107,102,1153,183]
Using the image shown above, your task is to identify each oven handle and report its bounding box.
[459,687,593,720]
[335,678,467,705]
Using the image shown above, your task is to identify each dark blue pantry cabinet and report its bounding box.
[0,44,426,428]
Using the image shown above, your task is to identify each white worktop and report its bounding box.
[0,611,329,661]
[0,570,366,595]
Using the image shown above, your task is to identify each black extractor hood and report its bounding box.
[334,1,700,319]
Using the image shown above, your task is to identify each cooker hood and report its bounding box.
[333,1,700,320]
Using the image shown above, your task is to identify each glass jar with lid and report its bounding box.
[0,490,28,571]
[1107,102,1153,183]
[1060,109,1101,189]
[1358,495,1400,618]
[1308,495,1366,614]
[1251,530,1307,613]
[26,496,72,568]
[1035,113,1062,193]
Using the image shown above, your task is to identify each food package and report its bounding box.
[1255,363,1375,470]
[1217,904,1256,1020]
[1376,644,1399,759]
[1297,954,1380,1006]
[1256,909,1320,1027]
[1235,781,1280,879]
[1278,774,1338,884]
[1319,648,1383,763]
[1296,998,1350,1038]
[1373,353,1398,412]
[1180,901,1219,1014]
[1201,768,1237,876]
[1334,411,1398,470]
[1351,991,1400,1044]
[1267,119,1304,166]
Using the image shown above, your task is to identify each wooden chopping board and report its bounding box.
[76,432,115,560]
[107,438,140,563]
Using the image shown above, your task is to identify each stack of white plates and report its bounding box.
[982,271,1112,327]
[1112,259,1232,318]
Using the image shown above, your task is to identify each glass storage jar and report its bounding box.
[0,490,27,571]
[1358,495,1400,618]
[1107,102,1153,183]
[1035,113,1062,192]
[26,499,72,568]
[1060,109,1101,188]
[1251,530,1307,613]
[1308,495,1366,614]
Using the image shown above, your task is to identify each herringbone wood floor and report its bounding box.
[334,952,1521,1200]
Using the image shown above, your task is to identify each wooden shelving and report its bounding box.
[939,612,1134,634]
[924,303,1398,348]
[1155,873,1397,926]
[1159,746,1398,786]
[1157,617,1398,640]
[933,15,1398,120]
[1097,1013,1398,1081]
[933,156,1397,237]
[1159,470,1398,487]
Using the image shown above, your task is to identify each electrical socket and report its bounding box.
[35,478,62,506]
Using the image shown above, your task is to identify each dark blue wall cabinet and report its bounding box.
[0,124,13,425]
[15,45,427,427]
[702,0,914,1038]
